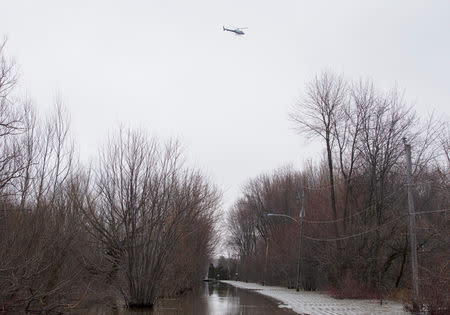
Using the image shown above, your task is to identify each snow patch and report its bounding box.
[222,280,410,315]
[278,303,292,309]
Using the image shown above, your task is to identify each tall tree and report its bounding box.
[290,72,347,238]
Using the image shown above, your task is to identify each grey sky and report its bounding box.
[2,0,449,210]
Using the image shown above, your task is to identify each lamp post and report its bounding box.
[268,189,305,292]
[262,238,269,286]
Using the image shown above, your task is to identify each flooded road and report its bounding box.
[89,281,297,315]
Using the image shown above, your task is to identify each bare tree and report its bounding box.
[228,72,449,311]
[290,72,347,238]
[80,128,220,307]
[0,37,24,195]
[0,36,223,312]
[0,101,83,313]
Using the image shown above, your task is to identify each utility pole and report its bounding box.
[404,138,419,311]
[263,238,269,286]
[296,188,305,292]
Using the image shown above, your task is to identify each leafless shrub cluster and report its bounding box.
[227,72,449,312]
[80,131,220,307]
[0,38,220,313]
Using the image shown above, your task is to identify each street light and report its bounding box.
[267,189,305,292]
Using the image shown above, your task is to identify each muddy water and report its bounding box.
[88,281,297,315]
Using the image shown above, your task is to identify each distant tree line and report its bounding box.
[227,72,449,313]
[0,38,221,313]
[207,256,231,280]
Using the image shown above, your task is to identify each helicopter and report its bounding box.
[223,26,247,35]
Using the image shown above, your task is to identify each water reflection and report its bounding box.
[88,282,296,315]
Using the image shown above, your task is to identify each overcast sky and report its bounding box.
[2,0,449,210]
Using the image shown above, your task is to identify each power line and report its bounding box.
[302,188,405,224]
[302,179,428,192]
[413,208,450,215]
[419,265,450,281]
[300,182,446,224]
[303,214,407,242]
[302,183,337,191]
[303,179,449,193]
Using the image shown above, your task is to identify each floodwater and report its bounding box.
[88,281,297,315]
